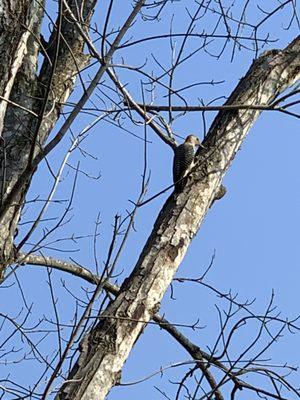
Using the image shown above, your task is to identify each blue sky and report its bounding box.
[1,1,300,399]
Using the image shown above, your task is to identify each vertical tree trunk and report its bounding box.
[0,0,96,278]
[0,0,44,272]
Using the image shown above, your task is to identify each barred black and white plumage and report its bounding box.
[173,135,201,192]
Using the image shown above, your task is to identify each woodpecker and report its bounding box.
[173,135,202,192]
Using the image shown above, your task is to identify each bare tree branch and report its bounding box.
[1,2,300,399]
[54,36,300,400]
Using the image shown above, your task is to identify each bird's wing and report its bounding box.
[173,144,195,184]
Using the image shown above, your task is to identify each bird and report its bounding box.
[173,134,202,192]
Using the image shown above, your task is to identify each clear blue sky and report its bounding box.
[1,1,300,399]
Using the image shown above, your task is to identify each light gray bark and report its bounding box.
[56,36,300,400]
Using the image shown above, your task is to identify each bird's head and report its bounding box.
[185,134,204,148]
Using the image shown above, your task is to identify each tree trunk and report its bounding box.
[57,37,300,400]
[0,0,96,278]
[0,0,43,274]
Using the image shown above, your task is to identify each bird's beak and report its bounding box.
[197,140,206,149]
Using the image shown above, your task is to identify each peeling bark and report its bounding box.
[57,36,300,400]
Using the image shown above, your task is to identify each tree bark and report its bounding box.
[56,36,300,400]
[0,0,96,278]
[0,0,44,274]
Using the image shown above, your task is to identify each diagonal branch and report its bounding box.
[0,0,147,224]
[19,251,299,400]
[53,36,300,400]
[0,0,148,280]
[106,68,177,150]
[58,0,177,149]
[15,251,226,400]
